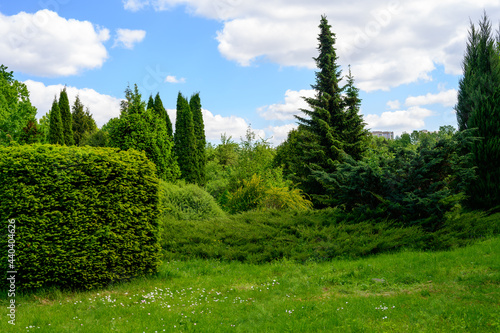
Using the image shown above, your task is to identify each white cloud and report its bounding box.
[405,89,458,108]
[386,100,400,110]
[164,75,186,83]
[258,89,315,120]
[128,0,500,91]
[24,80,122,127]
[123,0,150,12]
[364,106,434,135]
[113,29,146,49]
[0,10,109,77]
[265,123,297,146]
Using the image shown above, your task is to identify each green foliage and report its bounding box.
[158,181,224,221]
[160,207,500,264]
[291,17,368,203]
[109,85,180,182]
[0,144,162,290]
[455,13,500,209]
[0,65,37,145]
[224,174,312,214]
[19,118,42,144]
[174,92,197,183]
[48,97,64,145]
[59,87,74,145]
[72,95,97,146]
[315,131,476,230]
[190,92,207,185]
[154,93,173,138]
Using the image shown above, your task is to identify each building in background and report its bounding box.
[371,131,394,140]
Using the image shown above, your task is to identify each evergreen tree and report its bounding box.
[59,87,74,145]
[109,85,180,181]
[190,92,206,185]
[293,15,347,202]
[455,13,500,209]
[19,118,41,144]
[174,92,197,183]
[48,97,64,145]
[154,93,173,138]
[342,66,369,160]
[147,94,155,111]
[71,95,97,146]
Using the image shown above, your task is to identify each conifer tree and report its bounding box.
[342,66,369,160]
[154,93,173,138]
[147,94,155,111]
[59,87,74,145]
[293,15,346,201]
[71,95,97,146]
[174,92,197,183]
[456,13,500,208]
[190,92,206,185]
[109,85,179,181]
[48,97,64,145]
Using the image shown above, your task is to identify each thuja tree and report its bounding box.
[109,84,179,182]
[48,97,64,145]
[190,92,206,185]
[174,92,197,183]
[455,13,500,209]
[59,87,74,145]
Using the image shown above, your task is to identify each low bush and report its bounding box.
[159,181,225,220]
[0,144,161,291]
[160,208,500,264]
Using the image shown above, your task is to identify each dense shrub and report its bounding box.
[315,131,476,230]
[224,174,312,214]
[0,144,162,290]
[159,181,225,220]
[160,208,500,264]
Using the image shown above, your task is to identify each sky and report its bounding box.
[1,0,500,145]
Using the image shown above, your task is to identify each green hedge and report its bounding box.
[0,144,161,290]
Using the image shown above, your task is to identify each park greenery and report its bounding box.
[0,13,499,331]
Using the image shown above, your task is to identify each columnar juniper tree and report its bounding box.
[48,97,64,145]
[174,92,197,183]
[190,92,206,185]
[456,13,500,208]
[153,93,173,138]
[59,87,74,145]
[455,13,500,209]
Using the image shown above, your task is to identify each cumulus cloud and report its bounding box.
[164,75,186,83]
[364,106,434,135]
[386,100,401,110]
[258,89,315,120]
[265,123,297,146]
[126,0,500,91]
[0,10,109,77]
[123,0,150,12]
[24,80,122,127]
[113,29,146,49]
[405,89,458,108]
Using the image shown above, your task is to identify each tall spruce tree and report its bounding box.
[147,94,155,111]
[154,93,173,138]
[293,15,346,201]
[342,66,369,160]
[59,87,74,145]
[174,92,197,183]
[48,97,64,145]
[190,92,206,185]
[71,95,97,146]
[456,13,500,209]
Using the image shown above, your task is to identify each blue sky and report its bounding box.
[1,0,499,145]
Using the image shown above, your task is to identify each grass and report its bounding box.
[2,237,499,332]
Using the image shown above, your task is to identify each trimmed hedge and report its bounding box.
[0,144,161,290]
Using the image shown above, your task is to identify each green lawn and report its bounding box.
[1,237,499,332]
